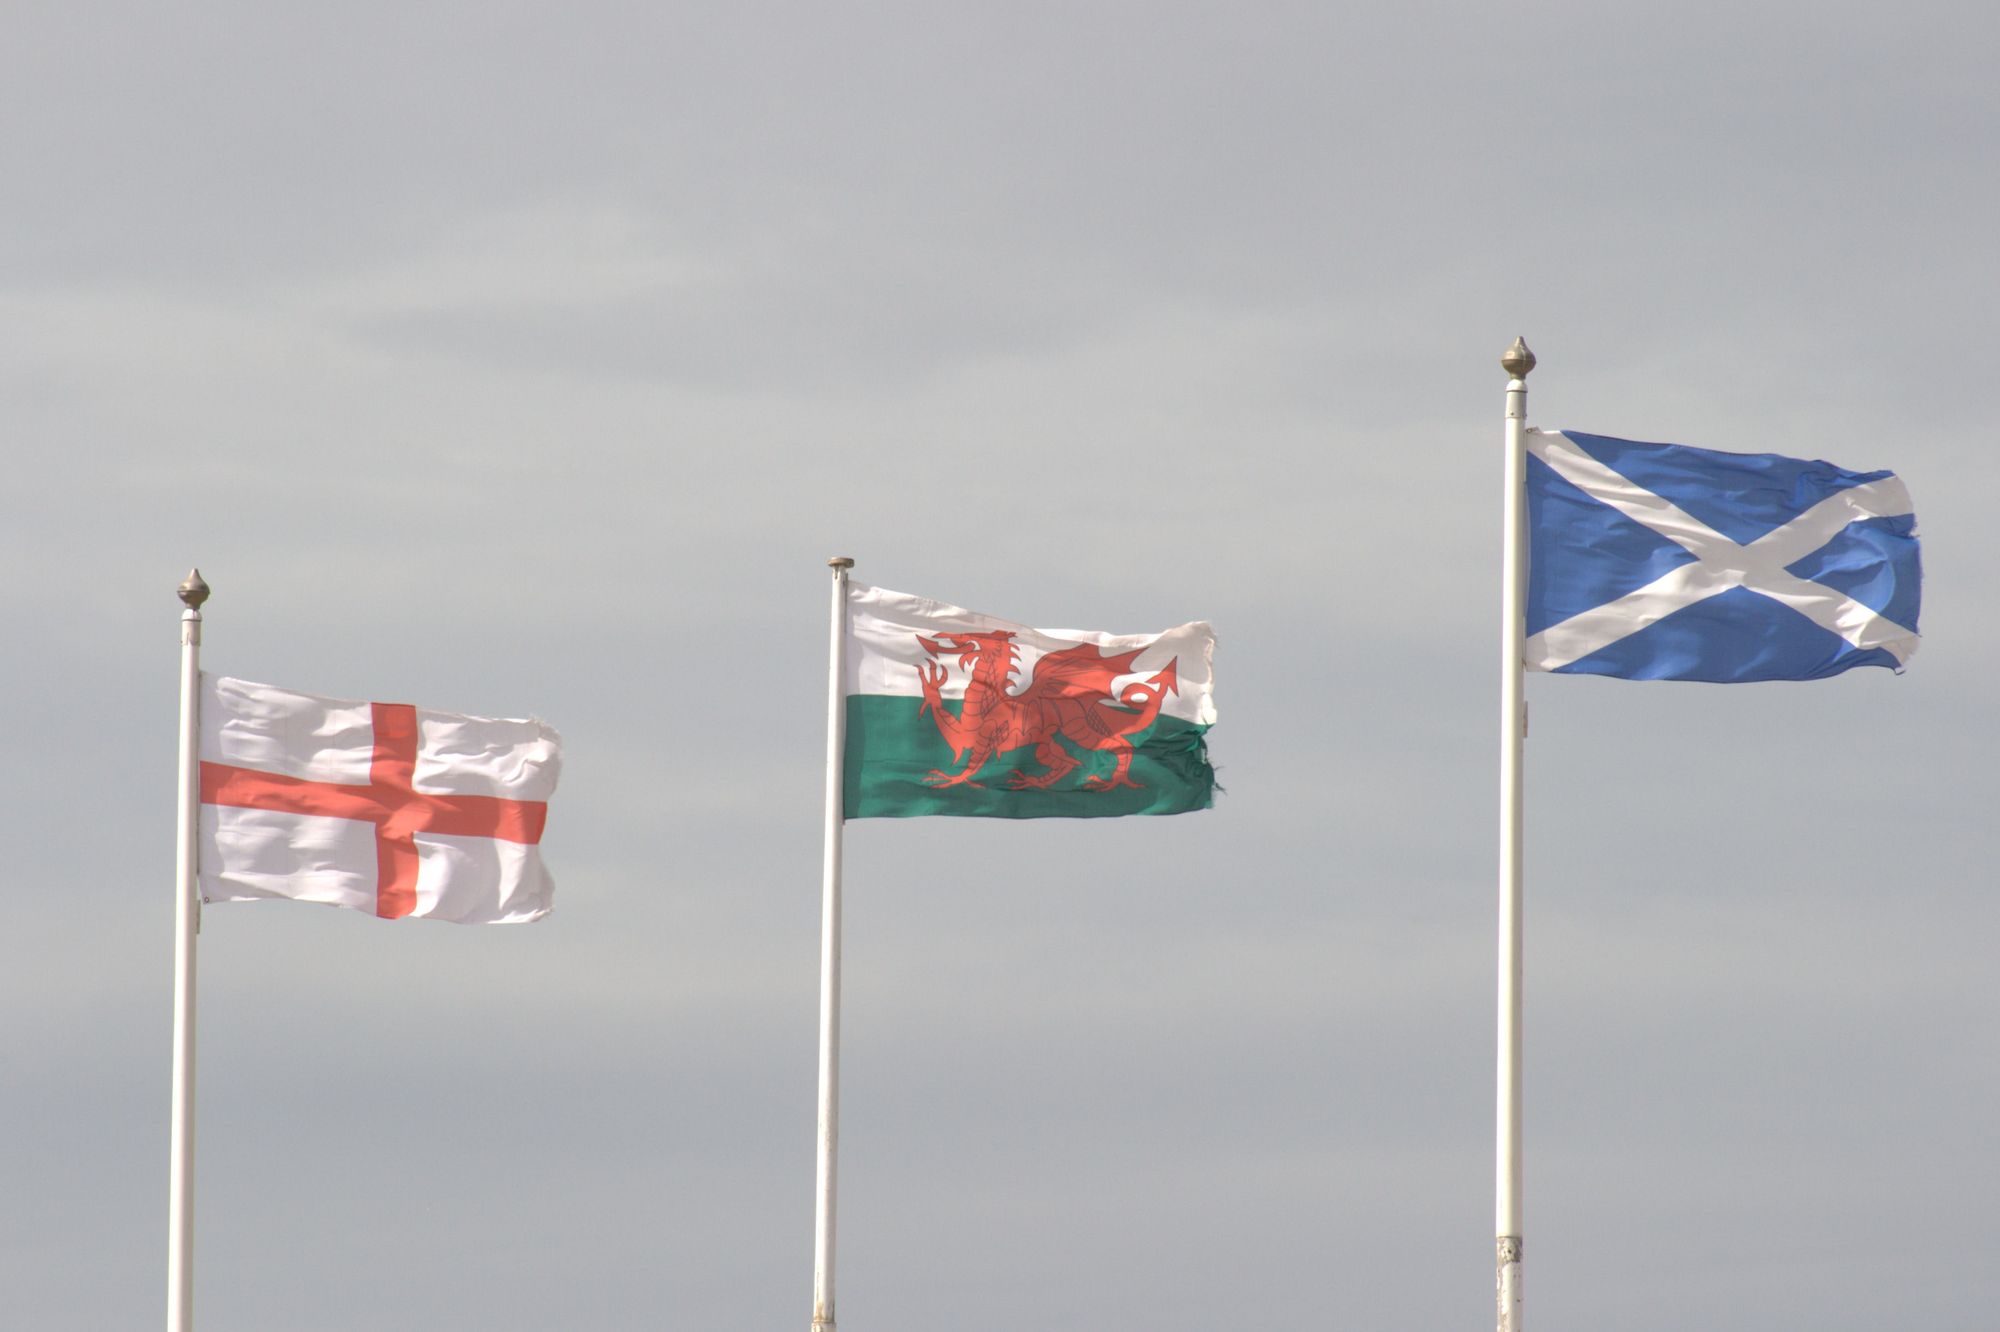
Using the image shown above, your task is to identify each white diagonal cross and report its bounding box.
[1524,429,1919,672]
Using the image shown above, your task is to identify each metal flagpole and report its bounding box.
[1496,339,1534,1332]
[812,556,854,1332]
[169,568,208,1332]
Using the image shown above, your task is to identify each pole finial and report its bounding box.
[1501,337,1536,379]
[827,556,855,570]
[177,568,211,609]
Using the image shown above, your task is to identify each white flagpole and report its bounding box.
[1496,340,1534,1332]
[169,568,208,1332]
[812,556,854,1332]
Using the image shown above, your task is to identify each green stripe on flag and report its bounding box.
[843,695,1214,819]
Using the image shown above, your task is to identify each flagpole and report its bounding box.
[1497,339,1534,1332]
[812,556,854,1332]
[169,568,208,1332]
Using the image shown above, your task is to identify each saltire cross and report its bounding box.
[1525,428,1919,679]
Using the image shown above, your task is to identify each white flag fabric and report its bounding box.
[198,676,561,923]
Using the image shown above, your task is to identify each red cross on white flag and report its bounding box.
[197,676,561,923]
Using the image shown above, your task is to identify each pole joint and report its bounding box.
[1496,1234,1523,1332]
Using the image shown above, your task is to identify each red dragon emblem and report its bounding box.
[914,630,1180,791]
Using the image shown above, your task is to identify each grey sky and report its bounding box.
[5,3,1995,1329]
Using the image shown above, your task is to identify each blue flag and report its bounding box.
[1525,429,1921,682]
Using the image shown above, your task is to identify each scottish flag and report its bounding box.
[1525,429,1921,682]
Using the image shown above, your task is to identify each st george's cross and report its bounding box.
[1523,428,1921,682]
[198,676,561,923]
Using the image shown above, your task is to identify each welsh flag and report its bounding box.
[843,584,1217,819]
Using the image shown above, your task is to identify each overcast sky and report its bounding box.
[5,3,1996,1329]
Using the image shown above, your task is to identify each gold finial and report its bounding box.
[177,568,210,609]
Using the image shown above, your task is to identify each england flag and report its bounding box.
[199,676,561,922]
[1525,429,1921,682]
